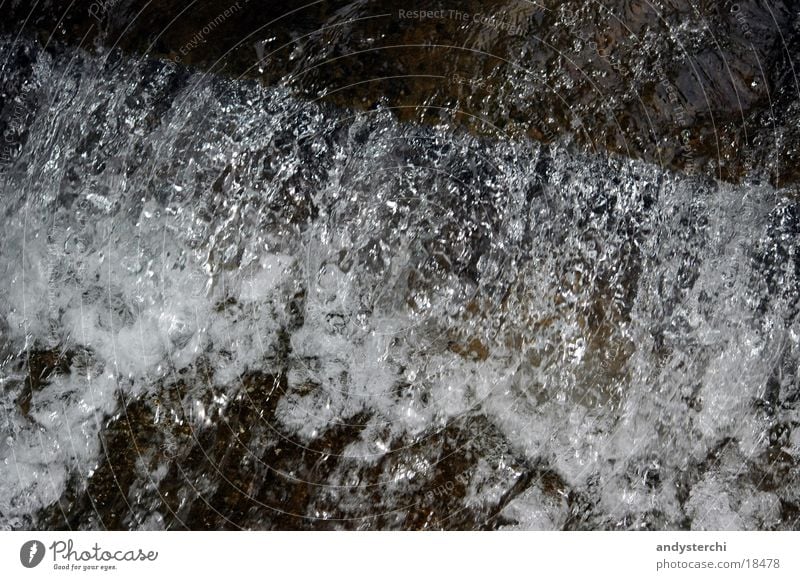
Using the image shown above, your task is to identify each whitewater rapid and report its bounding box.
[1,35,798,530]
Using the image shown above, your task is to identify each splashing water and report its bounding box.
[0,34,798,530]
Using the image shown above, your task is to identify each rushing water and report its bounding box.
[0,33,799,530]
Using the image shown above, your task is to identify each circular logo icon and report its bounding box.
[20,540,45,568]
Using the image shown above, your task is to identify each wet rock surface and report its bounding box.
[3,0,800,185]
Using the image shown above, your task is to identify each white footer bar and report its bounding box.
[2,531,797,579]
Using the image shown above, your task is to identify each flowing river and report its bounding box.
[1,10,799,530]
